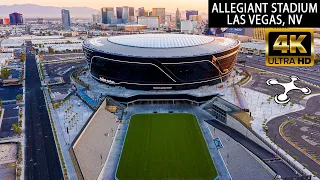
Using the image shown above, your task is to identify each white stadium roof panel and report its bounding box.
[108,34,215,48]
[84,34,240,58]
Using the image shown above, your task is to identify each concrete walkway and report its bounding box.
[98,123,127,180]
[236,87,319,179]
[206,120,297,178]
[43,89,78,180]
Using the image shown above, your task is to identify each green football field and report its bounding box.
[116,113,217,180]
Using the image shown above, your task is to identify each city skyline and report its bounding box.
[0,1,208,13]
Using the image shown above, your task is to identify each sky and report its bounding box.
[0,0,209,13]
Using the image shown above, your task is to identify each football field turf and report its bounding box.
[116,113,217,180]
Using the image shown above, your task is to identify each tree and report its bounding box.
[12,124,22,135]
[16,94,23,101]
[0,98,2,107]
[20,53,26,62]
[48,47,54,54]
[0,68,11,79]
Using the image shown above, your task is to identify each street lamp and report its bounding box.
[100,154,103,166]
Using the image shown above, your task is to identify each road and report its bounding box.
[267,95,320,175]
[238,53,320,86]
[242,69,320,104]
[206,120,299,178]
[25,41,63,180]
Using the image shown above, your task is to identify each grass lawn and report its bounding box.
[116,113,217,180]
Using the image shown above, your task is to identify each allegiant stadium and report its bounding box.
[83,33,240,90]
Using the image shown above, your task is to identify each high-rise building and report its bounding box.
[61,9,71,30]
[186,10,198,20]
[144,10,149,16]
[176,8,181,29]
[2,18,10,25]
[101,7,114,24]
[152,8,165,24]
[189,15,202,24]
[138,7,145,16]
[254,28,283,40]
[9,12,23,25]
[92,14,102,23]
[116,7,123,24]
[253,28,278,40]
[37,18,44,24]
[129,7,135,23]
[122,6,129,24]
[129,7,134,16]
[165,15,171,25]
[137,16,159,29]
[181,20,199,34]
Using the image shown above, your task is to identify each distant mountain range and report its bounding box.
[0,4,99,18]
[0,4,208,19]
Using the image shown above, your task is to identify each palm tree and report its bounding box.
[71,117,74,127]
[12,124,22,135]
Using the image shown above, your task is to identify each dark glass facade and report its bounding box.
[9,12,23,25]
[91,57,173,83]
[83,44,239,90]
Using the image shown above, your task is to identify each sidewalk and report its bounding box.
[236,87,319,179]
[0,108,5,130]
[43,89,78,180]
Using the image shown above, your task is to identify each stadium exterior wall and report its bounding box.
[83,39,240,90]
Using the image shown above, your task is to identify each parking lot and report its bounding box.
[40,53,86,103]
[0,85,22,101]
[43,60,85,84]
[0,84,22,138]
[7,61,23,69]
[0,103,20,138]
[243,69,320,104]
[238,53,320,86]
[42,53,84,63]
[283,118,320,161]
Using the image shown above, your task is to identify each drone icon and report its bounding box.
[266,76,311,104]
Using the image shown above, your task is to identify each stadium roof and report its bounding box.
[84,34,240,58]
[108,34,215,48]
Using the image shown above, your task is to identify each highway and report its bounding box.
[238,53,320,85]
[25,41,63,180]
